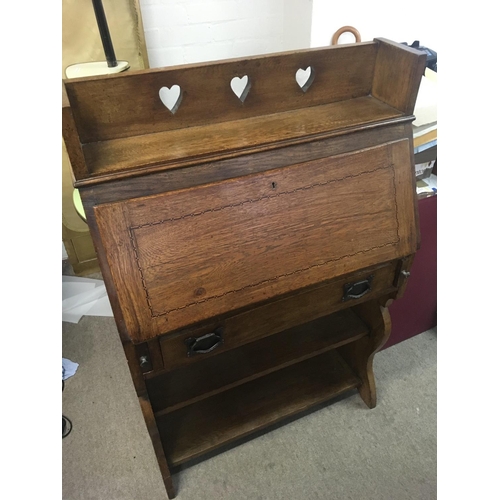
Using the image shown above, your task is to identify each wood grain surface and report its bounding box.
[157,260,398,373]
[372,38,427,115]
[64,39,425,500]
[94,140,415,341]
[156,349,360,467]
[149,309,369,415]
[83,97,402,177]
[79,122,407,195]
[81,97,403,177]
[64,43,378,143]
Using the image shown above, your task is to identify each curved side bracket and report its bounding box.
[337,297,392,409]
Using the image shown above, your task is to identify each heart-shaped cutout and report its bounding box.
[295,66,315,93]
[159,85,183,114]
[230,75,251,103]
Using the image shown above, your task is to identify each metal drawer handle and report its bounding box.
[342,275,373,301]
[185,328,224,357]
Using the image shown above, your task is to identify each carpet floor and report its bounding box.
[62,278,436,500]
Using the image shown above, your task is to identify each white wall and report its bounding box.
[139,0,313,68]
[283,0,313,51]
[310,0,438,52]
[140,0,283,67]
[139,0,437,68]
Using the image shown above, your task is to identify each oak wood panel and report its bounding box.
[389,138,418,254]
[122,342,175,498]
[147,337,164,372]
[79,122,408,198]
[339,299,392,408]
[393,255,414,299]
[94,141,412,341]
[148,309,368,415]
[404,121,421,249]
[138,397,176,498]
[79,189,131,343]
[372,38,427,115]
[156,349,360,467]
[81,97,404,177]
[62,83,88,180]
[120,140,390,233]
[157,260,399,372]
[64,42,378,143]
[93,202,160,339]
[136,169,396,314]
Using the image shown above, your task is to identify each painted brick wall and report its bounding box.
[139,0,313,68]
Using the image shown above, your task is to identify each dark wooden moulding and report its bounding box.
[63,38,426,498]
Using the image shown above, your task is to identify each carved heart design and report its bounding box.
[159,85,183,114]
[230,75,251,102]
[295,66,315,93]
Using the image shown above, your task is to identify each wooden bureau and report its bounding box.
[62,38,426,498]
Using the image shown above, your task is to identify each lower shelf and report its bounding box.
[156,349,361,467]
[148,309,368,415]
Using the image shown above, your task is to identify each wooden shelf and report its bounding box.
[81,97,405,180]
[156,349,360,467]
[147,309,368,415]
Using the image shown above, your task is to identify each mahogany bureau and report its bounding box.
[62,38,426,498]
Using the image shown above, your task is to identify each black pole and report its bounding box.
[91,0,118,68]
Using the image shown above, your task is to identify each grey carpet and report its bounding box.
[62,292,436,500]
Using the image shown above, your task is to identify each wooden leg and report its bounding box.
[337,298,392,409]
[123,342,176,499]
[139,397,177,499]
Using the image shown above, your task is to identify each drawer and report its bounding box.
[94,140,417,343]
[159,260,399,372]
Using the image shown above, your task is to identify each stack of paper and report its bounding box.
[416,174,437,196]
[62,275,113,323]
